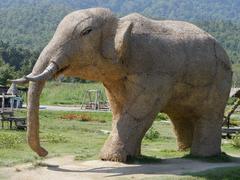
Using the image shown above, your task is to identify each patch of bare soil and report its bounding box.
[1,156,240,180]
[60,114,106,123]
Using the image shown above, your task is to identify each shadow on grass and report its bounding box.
[183,152,239,163]
[126,155,162,164]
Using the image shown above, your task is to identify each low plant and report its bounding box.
[60,113,106,123]
[232,133,240,148]
[41,133,68,143]
[0,132,25,148]
[144,127,160,140]
[155,113,169,121]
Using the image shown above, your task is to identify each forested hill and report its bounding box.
[1,0,240,21]
[0,0,240,63]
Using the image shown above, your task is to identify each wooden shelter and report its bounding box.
[0,84,27,130]
[222,89,240,138]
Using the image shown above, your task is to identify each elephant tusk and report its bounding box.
[9,76,30,84]
[26,62,59,82]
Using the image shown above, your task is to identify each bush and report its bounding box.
[155,113,169,121]
[144,127,160,140]
[227,97,237,105]
[232,133,240,147]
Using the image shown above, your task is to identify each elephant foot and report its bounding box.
[100,135,140,162]
[100,148,128,162]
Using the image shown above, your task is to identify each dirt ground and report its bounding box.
[0,156,240,180]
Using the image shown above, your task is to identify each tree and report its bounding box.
[0,63,16,85]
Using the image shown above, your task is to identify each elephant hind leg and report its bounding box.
[168,113,195,151]
[190,110,222,157]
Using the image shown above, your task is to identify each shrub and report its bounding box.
[227,97,237,106]
[144,127,160,140]
[232,133,240,148]
[155,113,169,121]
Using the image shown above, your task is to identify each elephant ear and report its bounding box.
[101,20,133,64]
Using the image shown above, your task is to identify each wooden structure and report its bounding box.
[0,84,28,108]
[0,93,26,130]
[80,89,110,111]
[222,89,240,138]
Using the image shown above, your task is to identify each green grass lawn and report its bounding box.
[0,110,239,166]
[1,81,240,178]
[0,110,240,179]
[0,110,183,166]
[39,81,106,105]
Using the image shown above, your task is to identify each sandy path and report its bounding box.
[0,156,240,180]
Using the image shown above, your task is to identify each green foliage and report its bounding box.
[232,133,240,148]
[0,1,240,85]
[0,0,240,65]
[0,63,16,85]
[196,20,240,64]
[227,97,237,105]
[40,82,106,105]
[155,113,169,121]
[0,41,38,84]
[144,127,160,141]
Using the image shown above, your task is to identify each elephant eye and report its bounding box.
[81,27,92,36]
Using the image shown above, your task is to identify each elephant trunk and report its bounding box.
[26,44,69,156]
[26,46,52,156]
[27,80,48,156]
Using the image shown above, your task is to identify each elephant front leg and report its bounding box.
[100,111,156,162]
[101,77,172,162]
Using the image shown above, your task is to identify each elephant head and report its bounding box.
[12,8,133,157]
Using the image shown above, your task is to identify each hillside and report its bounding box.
[0,0,239,63]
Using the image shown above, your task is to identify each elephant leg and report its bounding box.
[190,110,222,156]
[169,114,194,151]
[101,76,173,162]
[100,109,158,162]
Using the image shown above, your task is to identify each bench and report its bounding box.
[0,93,26,130]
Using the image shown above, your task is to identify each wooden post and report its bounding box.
[1,93,5,128]
[2,93,5,112]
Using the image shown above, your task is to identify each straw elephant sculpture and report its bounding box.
[13,8,232,162]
